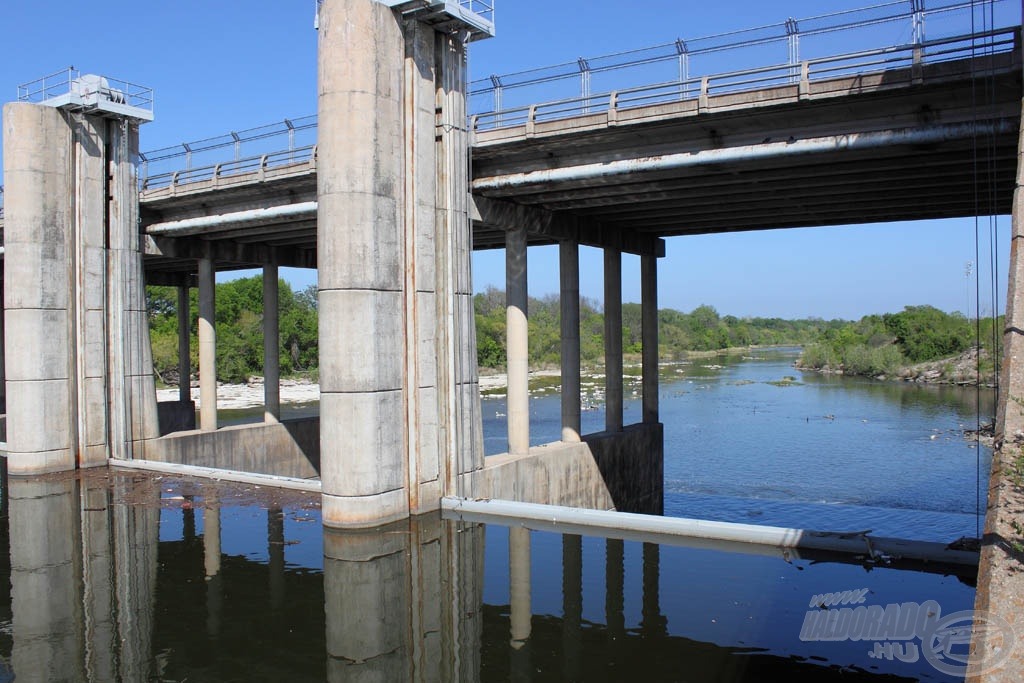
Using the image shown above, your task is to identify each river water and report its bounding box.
[482,347,993,542]
[0,349,993,681]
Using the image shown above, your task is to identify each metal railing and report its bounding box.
[470,27,1019,130]
[460,0,494,23]
[469,0,1013,124]
[17,67,154,114]
[139,115,317,187]
[137,0,1017,187]
[141,145,317,191]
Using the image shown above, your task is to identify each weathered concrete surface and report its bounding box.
[970,443,1024,681]
[3,103,74,474]
[997,110,1024,441]
[462,441,616,510]
[141,416,320,479]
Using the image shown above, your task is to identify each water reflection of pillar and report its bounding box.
[8,475,159,682]
[443,521,484,681]
[10,478,84,682]
[641,543,667,639]
[324,521,411,681]
[562,534,583,681]
[268,506,285,611]
[606,538,625,668]
[509,526,532,681]
[110,473,160,680]
[204,496,222,638]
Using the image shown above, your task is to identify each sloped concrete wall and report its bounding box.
[141,416,319,479]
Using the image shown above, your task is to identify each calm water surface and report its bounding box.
[0,350,991,680]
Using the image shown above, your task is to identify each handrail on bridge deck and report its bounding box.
[134,0,1018,189]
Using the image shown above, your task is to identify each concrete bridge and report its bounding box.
[0,0,1022,542]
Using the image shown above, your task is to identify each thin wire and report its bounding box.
[970,0,983,540]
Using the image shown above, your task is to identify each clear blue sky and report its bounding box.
[0,0,1017,320]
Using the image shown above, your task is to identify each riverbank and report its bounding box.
[795,346,997,387]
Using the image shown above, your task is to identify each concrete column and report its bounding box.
[641,254,660,424]
[318,0,408,528]
[560,241,581,442]
[0,274,5,415]
[263,265,280,423]
[509,527,532,650]
[507,226,530,455]
[177,286,191,404]
[2,104,75,474]
[998,114,1024,440]
[198,258,217,431]
[106,118,159,461]
[604,249,623,432]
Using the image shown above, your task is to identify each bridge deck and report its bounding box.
[131,47,1021,280]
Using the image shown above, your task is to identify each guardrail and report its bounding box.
[137,0,1017,188]
[468,0,1012,119]
[470,27,1020,131]
[141,145,317,192]
[18,67,154,115]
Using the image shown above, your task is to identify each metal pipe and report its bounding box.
[472,121,1017,191]
[109,458,322,492]
[441,498,980,566]
[146,201,318,236]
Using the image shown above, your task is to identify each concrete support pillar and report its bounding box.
[263,265,280,423]
[198,258,217,432]
[2,104,75,474]
[998,114,1024,440]
[604,249,623,432]
[560,241,581,442]
[318,0,408,528]
[0,274,6,415]
[641,254,660,424]
[177,286,191,404]
[2,103,156,472]
[509,527,532,651]
[507,227,530,455]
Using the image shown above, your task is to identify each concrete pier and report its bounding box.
[560,241,581,442]
[317,0,486,527]
[506,225,530,455]
[177,286,191,404]
[263,265,280,423]
[604,249,623,432]
[2,101,158,474]
[198,258,217,432]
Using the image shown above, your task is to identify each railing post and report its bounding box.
[912,46,924,85]
[231,131,241,162]
[578,57,591,115]
[608,91,619,125]
[526,104,537,137]
[912,0,926,45]
[786,18,800,84]
[698,76,709,114]
[676,38,689,101]
[799,61,810,101]
[490,75,503,128]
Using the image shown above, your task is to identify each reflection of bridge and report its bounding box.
[0,0,1022,634]
[0,470,978,679]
